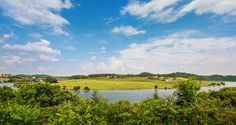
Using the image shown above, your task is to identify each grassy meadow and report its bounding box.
[55,77,211,90]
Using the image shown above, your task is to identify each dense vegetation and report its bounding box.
[1,79,236,124]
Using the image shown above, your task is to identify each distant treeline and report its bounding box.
[12,72,236,81]
[69,72,236,81]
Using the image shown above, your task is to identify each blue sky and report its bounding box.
[0,0,236,75]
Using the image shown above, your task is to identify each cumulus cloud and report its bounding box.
[3,39,61,55]
[0,24,14,43]
[122,0,236,23]
[0,0,73,35]
[0,34,11,43]
[86,31,236,74]
[121,0,180,23]
[179,0,236,16]
[112,26,146,36]
[1,39,60,68]
[100,46,107,53]
[0,55,35,65]
[39,55,59,62]
[90,56,96,61]
[37,66,51,72]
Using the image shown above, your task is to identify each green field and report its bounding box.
[55,77,210,90]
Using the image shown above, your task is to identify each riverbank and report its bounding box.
[55,77,213,90]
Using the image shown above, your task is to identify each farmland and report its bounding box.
[55,77,211,90]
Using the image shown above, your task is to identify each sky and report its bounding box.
[0,0,236,76]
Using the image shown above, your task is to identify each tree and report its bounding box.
[153,85,159,99]
[91,90,101,102]
[84,86,90,91]
[16,83,74,107]
[0,103,41,125]
[0,86,15,102]
[174,78,200,106]
[154,85,158,93]
[73,86,80,91]
[45,77,58,83]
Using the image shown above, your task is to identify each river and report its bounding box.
[77,82,236,103]
[1,82,236,103]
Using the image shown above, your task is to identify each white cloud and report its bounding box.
[0,55,35,65]
[87,31,236,74]
[121,0,180,23]
[179,0,236,16]
[100,46,107,53]
[39,55,59,62]
[37,66,51,72]
[65,45,76,51]
[96,57,126,73]
[0,0,73,35]
[0,24,14,43]
[29,33,43,39]
[1,39,60,67]
[0,34,11,43]
[90,56,96,61]
[3,39,61,55]
[104,17,119,25]
[122,0,236,23]
[112,26,146,36]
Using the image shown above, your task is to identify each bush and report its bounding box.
[73,86,80,91]
[62,86,66,90]
[174,78,200,106]
[16,83,75,107]
[221,82,226,85]
[0,86,15,102]
[84,86,90,91]
[45,77,58,83]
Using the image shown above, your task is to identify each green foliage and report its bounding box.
[0,102,41,125]
[1,82,236,124]
[153,92,160,100]
[221,82,226,85]
[175,78,200,106]
[0,86,15,102]
[91,90,102,103]
[47,102,107,125]
[70,75,88,79]
[45,77,58,83]
[138,72,154,77]
[154,85,158,89]
[84,86,90,91]
[73,86,80,90]
[16,83,75,107]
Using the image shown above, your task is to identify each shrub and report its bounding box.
[84,86,90,91]
[221,82,225,85]
[45,77,58,83]
[175,78,200,106]
[73,86,80,91]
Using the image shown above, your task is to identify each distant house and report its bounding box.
[165,79,172,82]
[147,76,159,80]
[159,76,164,81]
[0,74,14,78]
